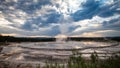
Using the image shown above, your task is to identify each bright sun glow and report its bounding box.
[1,33,17,36]
[59,0,84,14]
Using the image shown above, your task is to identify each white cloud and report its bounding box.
[94,30,120,37]
[51,0,85,14]
[73,14,120,32]
[71,29,120,37]
[0,13,12,25]
[98,0,114,7]
[79,32,102,37]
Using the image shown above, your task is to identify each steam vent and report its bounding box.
[55,34,68,42]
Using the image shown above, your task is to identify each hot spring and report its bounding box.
[0,37,120,65]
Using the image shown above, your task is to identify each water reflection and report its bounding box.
[0,41,119,63]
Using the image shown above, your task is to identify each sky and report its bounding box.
[0,0,120,37]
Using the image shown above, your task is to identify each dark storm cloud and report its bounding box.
[0,0,51,13]
[71,0,101,21]
[21,11,61,31]
[71,0,120,21]
[98,1,120,17]
[15,0,52,14]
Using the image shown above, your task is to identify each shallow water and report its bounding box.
[0,41,119,64]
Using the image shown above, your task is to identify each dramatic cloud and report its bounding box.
[0,0,120,37]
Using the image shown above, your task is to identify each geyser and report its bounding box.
[55,34,68,42]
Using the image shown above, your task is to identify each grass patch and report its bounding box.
[42,51,120,68]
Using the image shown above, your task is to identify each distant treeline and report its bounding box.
[0,36,56,42]
[0,36,120,42]
[68,37,120,42]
